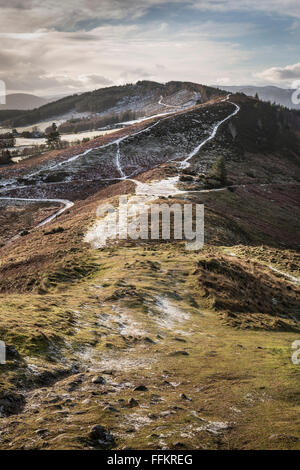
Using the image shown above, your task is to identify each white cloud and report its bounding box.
[0,1,182,32]
[1,0,300,35]
[192,0,300,19]
[0,19,253,94]
[0,1,298,94]
[257,62,300,85]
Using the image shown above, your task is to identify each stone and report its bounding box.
[89,425,115,446]
[92,375,106,385]
[174,337,187,343]
[128,398,139,408]
[144,337,156,344]
[169,350,189,356]
[6,345,20,360]
[35,429,49,437]
[104,405,119,413]
[181,393,192,401]
[134,385,148,392]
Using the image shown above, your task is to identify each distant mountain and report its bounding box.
[0,93,49,110]
[218,85,300,110]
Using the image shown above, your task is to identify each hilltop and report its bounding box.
[0,81,223,129]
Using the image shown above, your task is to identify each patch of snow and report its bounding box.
[150,296,190,333]
[180,97,240,168]
[92,354,156,371]
[268,265,299,285]
[195,420,232,435]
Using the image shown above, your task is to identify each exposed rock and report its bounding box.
[92,375,106,385]
[0,392,26,417]
[173,442,186,449]
[102,370,115,376]
[134,385,148,392]
[128,398,139,408]
[89,425,115,447]
[5,345,21,360]
[161,380,174,388]
[174,337,187,343]
[35,429,49,437]
[144,337,156,344]
[150,394,162,403]
[104,405,119,413]
[181,393,192,401]
[169,350,189,356]
[67,376,84,391]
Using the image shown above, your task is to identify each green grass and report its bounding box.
[0,244,299,449]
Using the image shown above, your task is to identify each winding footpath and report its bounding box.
[180,98,240,168]
[1,95,238,239]
[1,95,297,284]
[0,197,74,227]
[85,96,241,247]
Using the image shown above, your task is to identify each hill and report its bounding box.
[0,89,299,450]
[0,93,49,111]
[0,81,223,128]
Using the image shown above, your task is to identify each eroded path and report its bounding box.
[85,96,241,248]
[0,96,239,235]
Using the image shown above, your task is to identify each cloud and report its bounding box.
[80,74,114,86]
[0,70,114,94]
[0,16,253,94]
[192,0,300,19]
[0,1,298,94]
[1,0,298,35]
[0,1,181,33]
[257,62,300,85]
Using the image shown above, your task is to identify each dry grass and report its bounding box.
[0,245,299,449]
[194,254,300,331]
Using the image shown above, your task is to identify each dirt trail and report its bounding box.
[0,94,233,233]
[85,96,241,248]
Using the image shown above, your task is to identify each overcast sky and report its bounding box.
[0,0,300,96]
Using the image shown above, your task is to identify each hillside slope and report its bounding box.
[0,89,299,450]
[0,81,223,128]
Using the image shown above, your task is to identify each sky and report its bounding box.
[0,0,300,96]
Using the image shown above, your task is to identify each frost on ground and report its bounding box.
[149,296,190,333]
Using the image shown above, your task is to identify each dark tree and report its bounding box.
[46,123,61,148]
[0,132,15,149]
[0,149,12,164]
[208,155,227,184]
